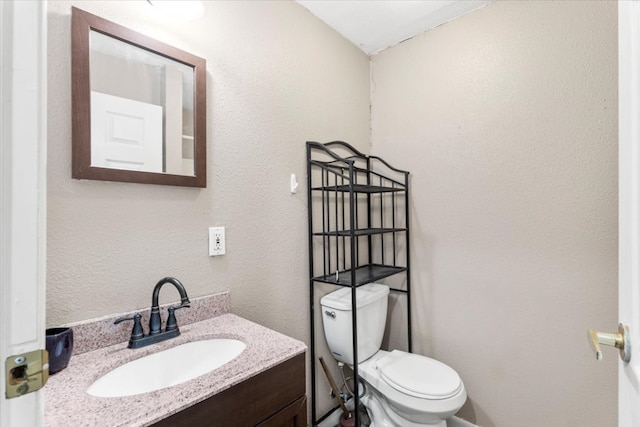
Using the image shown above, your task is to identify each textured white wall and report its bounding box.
[46,0,370,351]
[370,1,617,426]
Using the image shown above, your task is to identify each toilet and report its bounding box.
[320,283,467,427]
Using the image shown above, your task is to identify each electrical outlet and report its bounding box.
[209,227,225,256]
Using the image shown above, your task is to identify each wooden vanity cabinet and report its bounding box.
[152,353,306,427]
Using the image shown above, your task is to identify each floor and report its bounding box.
[317,403,479,427]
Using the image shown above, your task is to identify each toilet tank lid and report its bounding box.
[376,350,463,399]
[320,283,389,311]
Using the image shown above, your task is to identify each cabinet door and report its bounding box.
[152,353,305,427]
[255,396,307,427]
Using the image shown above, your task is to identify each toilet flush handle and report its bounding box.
[324,310,336,319]
[587,323,631,362]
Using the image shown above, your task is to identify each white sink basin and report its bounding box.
[87,338,246,397]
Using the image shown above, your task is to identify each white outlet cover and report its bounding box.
[209,227,225,256]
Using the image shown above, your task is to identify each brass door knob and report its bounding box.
[588,323,631,363]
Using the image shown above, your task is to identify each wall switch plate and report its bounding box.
[209,227,225,256]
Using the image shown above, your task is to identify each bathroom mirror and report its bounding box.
[71,7,207,187]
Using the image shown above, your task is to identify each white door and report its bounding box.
[618,1,640,425]
[0,1,47,426]
[91,91,163,172]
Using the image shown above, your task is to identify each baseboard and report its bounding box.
[449,415,480,427]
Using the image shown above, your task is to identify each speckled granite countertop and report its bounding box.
[44,314,306,427]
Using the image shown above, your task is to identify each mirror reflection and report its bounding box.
[90,31,195,176]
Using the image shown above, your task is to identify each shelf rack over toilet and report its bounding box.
[306,141,411,426]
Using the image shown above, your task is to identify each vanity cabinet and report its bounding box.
[152,353,306,427]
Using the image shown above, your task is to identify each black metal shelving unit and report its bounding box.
[306,141,411,426]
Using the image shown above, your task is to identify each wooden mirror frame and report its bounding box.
[71,7,207,187]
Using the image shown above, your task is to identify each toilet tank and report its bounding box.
[320,283,389,365]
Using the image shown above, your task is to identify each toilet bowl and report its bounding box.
[359,350,466,427]
[320,283,467,427]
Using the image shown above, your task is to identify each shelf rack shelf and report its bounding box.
[312,264,407,286]
[306,140,411,426]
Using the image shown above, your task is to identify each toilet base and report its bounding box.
[362,386,447,427]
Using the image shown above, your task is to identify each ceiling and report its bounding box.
[296,0,492,55]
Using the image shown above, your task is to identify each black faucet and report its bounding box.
[149,277,191,335]
[114,277,191,349]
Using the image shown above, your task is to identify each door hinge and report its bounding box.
[5,349,49,398]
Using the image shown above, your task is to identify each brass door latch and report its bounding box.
[588,323,631,363]
[5,350,49,398]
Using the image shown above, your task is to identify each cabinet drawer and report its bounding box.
[256,396,307,427]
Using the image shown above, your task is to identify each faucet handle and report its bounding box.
[165,305,189,332]
[114,313,145,343]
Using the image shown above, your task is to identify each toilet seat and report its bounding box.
[376,350,463,400]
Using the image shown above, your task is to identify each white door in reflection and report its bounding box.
[91,91,163,172]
